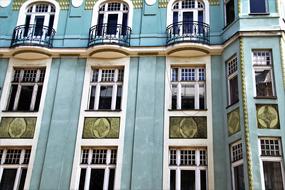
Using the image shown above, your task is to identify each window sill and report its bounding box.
[254,96,277,100]
[248,13,270,16]
[85,109,122,112]
[2,110,38,113]
[168,109,208,111]
[226,100,239,109]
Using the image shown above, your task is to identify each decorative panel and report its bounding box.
[256,105,279,129]
[227,108,240,136]
[84,0,97,9]
[132,0,143,8]
[12,0,70,10]
[83,117,120,138]
[169,117,207,139]
[0,117,37,138]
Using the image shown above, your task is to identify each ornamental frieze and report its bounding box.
[0,117,36,138]
[83,117,120,138]
[227,108,240,136]
[12,0,70,10]
[256,105,279,129]
[169,117,207,139]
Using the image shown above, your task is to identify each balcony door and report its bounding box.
[24,3,55,38]
[97,2,129,37]
[172,0,204,36]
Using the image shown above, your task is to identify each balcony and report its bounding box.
[166,21,210,45]
[88,24,131,47]
[11,25,55,48]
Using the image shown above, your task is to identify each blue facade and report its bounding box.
[0,0,284,189]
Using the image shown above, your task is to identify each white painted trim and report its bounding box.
[163,56,214,190]
[91,0,133,27]
[0,57,51,190]
[70,57,130,190]
[166,0,210,26]
[17,0,60,31]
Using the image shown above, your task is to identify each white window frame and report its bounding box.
[224,0,235,26]
[230,141,244,190]
[78,147,117,190]
[171,66,206,110]
[98,2,128,26]
[226,56,239,106]
[249,0,268,14]
[0,148,31,190]
[259,137,285,190]
[168,148,208,190]
[26,3,55,27]
[6,68,45,112]
[88,68,124,111]
[252,50,275,97]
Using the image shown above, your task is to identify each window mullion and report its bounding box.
[13,85,22,111]
[30,84,38,111]
[177,83,182,109]
[111,84,117,110]
[13,167,21,190]
[85,167,91,190]
[103,167,110,190]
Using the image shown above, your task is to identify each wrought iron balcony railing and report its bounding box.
[166,21,210,45]
[88,23,131,47]
[11,24,55,48]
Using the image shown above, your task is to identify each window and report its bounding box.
[252,50,275,97]
[97,2,129,36]
[171,0,205,35]
[7,68,46,111]
[78,148,117,190]
[230,141,245,190]
[171,67,206,110]
[88,68,124,110]
[260,138,284,190]
[250,0,267,14]
[169,148,207,190]
[226,56,239,105]
[0,148,31,190]
[224,0,235,26]
[24,3,55,37]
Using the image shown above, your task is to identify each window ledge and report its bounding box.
[248,13,270,16]
[85,109,122,112]
[2,110,38,113]
[226,100,239,109]
[254,96,277,100]
[168,109,208,111]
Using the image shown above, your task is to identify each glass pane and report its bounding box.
[181,170,195,190]
[18,168,27,190]
[201,170,207,190]
[89,86,96,110]
[107,14,118,35]
[250,0,266,13]
[199,83,205,109]
[183,12,193,34]
[172,84,177,110]
[0,169,17,190]
[226,0,235,25]
[255,70,273,96]
[181,84,195,109]
[34,16,44,36]
[170,170,176,190]
[116,85,122,110]
[7,85,18,111]
[89,169,105,190]
[98,86,113,109]
[229,75,239,104]
[97,14,104,36]
[234,164,245,190]
[17,85,34,111]
[263,161,284,190]
[78,168,86,190]
[34,85,43,111]
[122,13,128,35]
[108,169,115,190]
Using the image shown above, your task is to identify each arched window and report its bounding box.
[24,3,55,36]
[97,2,129,35]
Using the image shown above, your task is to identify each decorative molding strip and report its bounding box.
[159,0,219,7]
[84,0,96,9]
[0,117,37,138]
[239,38,253,190]
[280,38,285,88]
[132,0,143,8]
[169,117,207,139]
[12,0,69,10]
[238,0,241,15]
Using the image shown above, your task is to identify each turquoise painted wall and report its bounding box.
[0,58,8,99]
[121,56,165,190]
[30,57,85,190]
